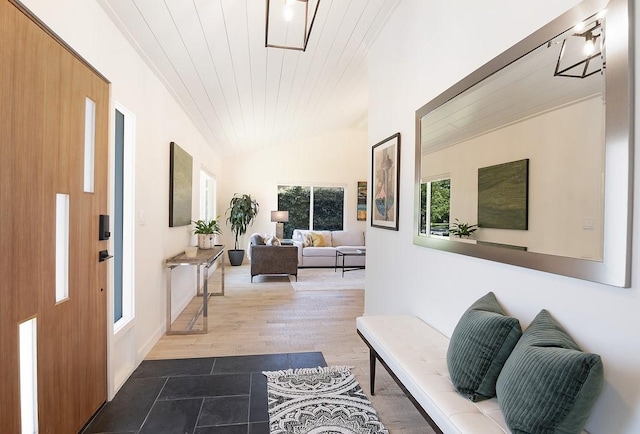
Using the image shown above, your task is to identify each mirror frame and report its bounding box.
[414,0,633,287]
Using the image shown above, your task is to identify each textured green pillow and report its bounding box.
[496,309,604,434]
[447,292,522,401]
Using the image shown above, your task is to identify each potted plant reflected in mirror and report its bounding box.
[449,219,477,239]
[192,218,222,249]
[226,193,259,266]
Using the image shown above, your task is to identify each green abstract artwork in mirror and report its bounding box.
[478,159,528,230]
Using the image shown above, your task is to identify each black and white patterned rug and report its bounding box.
[263,366,388,434]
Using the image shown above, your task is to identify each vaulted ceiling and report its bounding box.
[98,0,400,157]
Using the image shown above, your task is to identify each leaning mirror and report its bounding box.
[414,0,633,287]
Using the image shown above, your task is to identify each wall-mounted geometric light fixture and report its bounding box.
[554,16,604,79]
[265,0,321,51]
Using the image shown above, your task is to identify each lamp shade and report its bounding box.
[271,210,289,223]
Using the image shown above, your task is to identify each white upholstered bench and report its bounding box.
[357,315,593,434]
[357,315,512,434]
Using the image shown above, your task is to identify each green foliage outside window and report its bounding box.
[420,183,427,234]
[313,187,344,231]
[277,185,344,238]
[430,179,450,224]
[278,186,310,239]
[420,179,450,235]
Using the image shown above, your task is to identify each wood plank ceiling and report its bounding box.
[98,0,400,156]
[420,25,603,153]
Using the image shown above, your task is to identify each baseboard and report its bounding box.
[137,321,165,364]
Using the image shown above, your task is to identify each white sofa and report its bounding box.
[356,315,588,434]
[292,229,365,268]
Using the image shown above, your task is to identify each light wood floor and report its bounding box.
[148,264,435,434]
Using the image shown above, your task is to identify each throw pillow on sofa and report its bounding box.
[250,233,265,245]
[265,236,280,246]
[302,233,313,247]
[447,292,522,402]
[310,232,326,247]
[496,309,604,434]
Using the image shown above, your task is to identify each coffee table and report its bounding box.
[335,248,366,277]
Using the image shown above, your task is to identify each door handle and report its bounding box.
[99,250,113,262]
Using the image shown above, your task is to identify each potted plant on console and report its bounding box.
[192,218,222,249]
[226,193,259,266]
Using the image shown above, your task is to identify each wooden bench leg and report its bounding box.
[370,348,376,395]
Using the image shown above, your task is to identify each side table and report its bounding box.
[165,245,225,334]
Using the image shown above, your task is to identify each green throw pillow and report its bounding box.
[447,292,522,401]
[496,309,604,434]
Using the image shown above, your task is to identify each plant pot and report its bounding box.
[197,234,215,249]
[228,249,245,266]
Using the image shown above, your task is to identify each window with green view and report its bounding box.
[278,185,345,238]
[421,178,450,236]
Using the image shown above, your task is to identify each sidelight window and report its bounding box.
[114,105,135,330]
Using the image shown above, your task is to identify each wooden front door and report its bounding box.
[0,1,110,432]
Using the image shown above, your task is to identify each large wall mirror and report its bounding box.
[414,0,633,287]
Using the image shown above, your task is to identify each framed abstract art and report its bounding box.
[169,141,193,227]
[357,181,367,221]
[371,133,400,230]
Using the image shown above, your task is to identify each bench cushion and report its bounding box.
[447,292,522,402]
[357,315,509,434]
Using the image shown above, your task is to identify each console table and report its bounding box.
[165,245,225,335]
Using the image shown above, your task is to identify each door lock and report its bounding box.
[99,215,111,240]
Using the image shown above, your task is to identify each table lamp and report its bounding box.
[271,210,289,239]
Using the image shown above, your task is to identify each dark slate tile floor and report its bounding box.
[81,352,326,434]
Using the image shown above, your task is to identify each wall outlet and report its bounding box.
[583,218,595,230]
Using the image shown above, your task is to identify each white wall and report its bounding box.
[219,128,368,251]
[367,1,640,433]
[20,0,224,398]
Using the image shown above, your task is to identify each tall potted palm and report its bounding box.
[225,193,259,266]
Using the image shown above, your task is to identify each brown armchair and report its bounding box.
[250,245,298,282]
